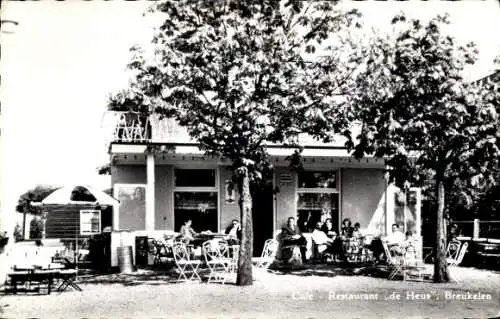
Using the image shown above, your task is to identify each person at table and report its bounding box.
[312,221,335,255]
[353,222,363,239]
[385,223,405,256]
[402,230,418,262]
[447,223,461,243]
[321,218,337,239]
[179,219,198,245]
[224,219,242,246]
[281,217,308,263]
[341,218,354,238]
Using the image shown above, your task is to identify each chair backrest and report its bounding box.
[202,240,229,263]
[172,242,190,264]
[261,239,278,259]
[455,242,469,265]
[446,240,461,261]
[381,240,398,265]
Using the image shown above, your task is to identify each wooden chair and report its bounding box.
[152,239,174,267]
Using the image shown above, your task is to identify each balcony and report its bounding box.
[104,112,359,154]
[105,111,192,144]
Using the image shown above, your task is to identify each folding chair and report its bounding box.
[448,242,468,283]
[152,240,174,267]
[446,240,462,265]
[172,243,202,282]
[253,239,278,268]
[382,241,404,280]
[402,245,427,282]
[57,269,82,292]
[345,238,363,263]
[202,240,231,284]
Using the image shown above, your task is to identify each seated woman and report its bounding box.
[341,218,354,238]
[321,218,337,239]
[352,222,363,239]
[224,219,242,246]
[178,219,200,245]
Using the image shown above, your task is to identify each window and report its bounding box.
[174,192,218,232]
[175,169,215,187]
[114,184,146,230]
[298,171,337,189]
[394,188,421,236]
[296,170,340,233]
[80,210,100,235]
[174,168,218,232]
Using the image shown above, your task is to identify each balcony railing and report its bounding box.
[105,112,192,144]
[113,112,151,143]
[104,111,354,147]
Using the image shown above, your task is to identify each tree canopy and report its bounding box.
[109,0,362,285]
[348,14,499,282]
[16,185,58,215]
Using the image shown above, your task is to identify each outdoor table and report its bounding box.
[9,264,65,295]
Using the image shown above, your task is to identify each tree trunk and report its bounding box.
[433,177,450,283]
[236,167,253,286]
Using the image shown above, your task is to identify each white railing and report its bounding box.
[113,112,151,143]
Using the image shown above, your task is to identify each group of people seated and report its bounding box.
[282,216,420,264]
[177,218,242,247]
[281,217,366,263]
[369,223,417,262]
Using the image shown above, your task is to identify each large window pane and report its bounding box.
[175,169,216,187]
[297,193,339,232]
[394,189,418,235]
[174,192,218,232]
[298,171,337,189]
[117,185,146,230]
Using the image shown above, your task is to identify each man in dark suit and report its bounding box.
[224,219,242,246]
[281,217,308,263]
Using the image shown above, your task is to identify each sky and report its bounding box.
[1,0,499,234]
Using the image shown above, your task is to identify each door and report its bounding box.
[251,178,274,257]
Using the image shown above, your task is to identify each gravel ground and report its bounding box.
[1,266,499,319]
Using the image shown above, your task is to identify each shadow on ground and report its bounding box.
[267,262,394,279]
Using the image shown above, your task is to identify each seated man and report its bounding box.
[385,223,405,256]
[178,219,198,245]
[311,221,335,257]
[224,219,242,246]
[281,217,307,263]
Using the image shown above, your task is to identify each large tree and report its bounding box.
[349,14,499,282]
[109,0,361,285]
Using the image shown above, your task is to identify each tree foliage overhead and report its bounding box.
[351,13,498,190]
[110,0,362,175]
[109,0,362,286]
[16,185,58,215]
[349,13,499,282]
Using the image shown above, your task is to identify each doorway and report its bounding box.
[251,178,274,257]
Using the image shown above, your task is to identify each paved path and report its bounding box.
[1,267,499,318]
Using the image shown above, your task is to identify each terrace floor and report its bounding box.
[1,264,499,319]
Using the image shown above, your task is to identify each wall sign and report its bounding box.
[225,180,236,204]
[279,173,293,185]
